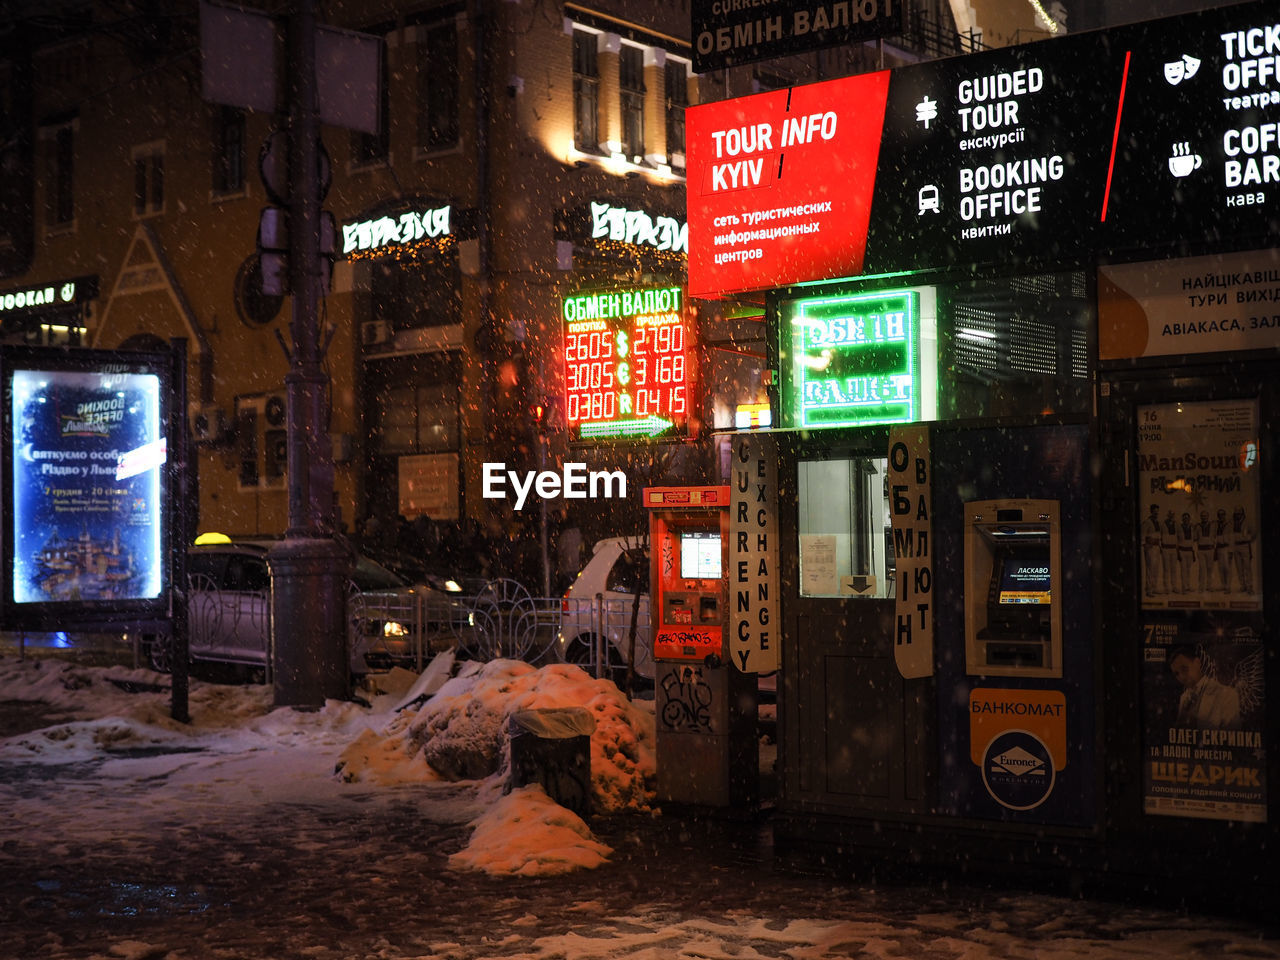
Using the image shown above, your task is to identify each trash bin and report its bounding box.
[507,707,596,818]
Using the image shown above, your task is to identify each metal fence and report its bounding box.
[348,580,652,682]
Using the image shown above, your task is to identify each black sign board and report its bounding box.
[864,33,1127,275]
[861,0,1280,275]
[1104,5,1280,254]
[692,0,903,74]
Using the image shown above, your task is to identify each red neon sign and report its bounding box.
[686,71,891,299]
[562,286,692,441]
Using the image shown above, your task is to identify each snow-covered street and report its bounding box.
[2,652,1278,960]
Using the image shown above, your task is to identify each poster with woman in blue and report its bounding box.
[10,367,164,605]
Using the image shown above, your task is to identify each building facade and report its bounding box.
[0,0,967,579]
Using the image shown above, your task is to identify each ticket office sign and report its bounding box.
[562,286,693,442]
[686,0,1280,297]
[1103,4,1280,252]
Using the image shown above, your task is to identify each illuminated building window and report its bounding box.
[664,59,688,168]
[417,18,458,153]
[132,142,164,218]
[573,29,600,153]
[43,119,75,229]
[211,106,245,196]
[369,356,460,457]
[619,44,645,161]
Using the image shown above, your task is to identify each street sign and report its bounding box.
[200,0,381,134]
[692,0,903,74]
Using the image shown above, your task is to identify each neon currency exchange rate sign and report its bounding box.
[784,290,920,428]
[562,286,691,441]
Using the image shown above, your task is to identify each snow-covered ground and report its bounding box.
[2,651,1278,960]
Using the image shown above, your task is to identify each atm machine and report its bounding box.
[964,498,1062,679]
[644,486,758,808]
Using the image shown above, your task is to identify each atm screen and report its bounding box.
[680,532,722,580]
[997,549,1051,604]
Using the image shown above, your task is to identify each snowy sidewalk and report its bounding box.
[2,654,1278,960]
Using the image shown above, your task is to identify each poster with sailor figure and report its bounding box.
[1136,399,1260,612]
[1142,620,1266,822]
[9,366,165,604]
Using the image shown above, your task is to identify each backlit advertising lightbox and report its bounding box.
[562,285,693,441]
[2,347,172,627]
[686,71,891,300]
[780,289,932,429]
[687,0,1280,297]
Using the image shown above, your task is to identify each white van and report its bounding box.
[556,537,653,682]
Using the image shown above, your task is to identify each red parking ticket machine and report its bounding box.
[646,486,730,663]
[644,485,757,807]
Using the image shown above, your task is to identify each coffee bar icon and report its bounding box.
[1169,142,1202,178]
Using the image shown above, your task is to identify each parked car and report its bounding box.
[145,540,438,679]
[556,537,654,683]
[554,536,777,701]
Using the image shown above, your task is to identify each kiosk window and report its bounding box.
[797,457,894,599]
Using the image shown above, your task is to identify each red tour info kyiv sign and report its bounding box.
[686,71,891,299]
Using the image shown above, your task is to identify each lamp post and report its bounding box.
[268,0,348,708]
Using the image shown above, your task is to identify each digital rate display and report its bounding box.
[781,290,921,429]
[562,285,692,441]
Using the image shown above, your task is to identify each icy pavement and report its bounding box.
[1,654,1278,960]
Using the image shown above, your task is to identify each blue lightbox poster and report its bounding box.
[10,367,165,604]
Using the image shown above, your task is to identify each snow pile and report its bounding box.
[336,658,656,816]
[447,783,613,876]
[335,657,656,876]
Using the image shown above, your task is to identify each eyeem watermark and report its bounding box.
[482,462,626,511]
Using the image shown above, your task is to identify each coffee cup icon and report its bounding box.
[1169,142,1202,178]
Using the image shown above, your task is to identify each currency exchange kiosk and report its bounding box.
[644,486,758,808]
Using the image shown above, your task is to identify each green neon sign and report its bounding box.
[578,415,673,439]
[784,290,922,429]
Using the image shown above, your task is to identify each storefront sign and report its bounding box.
[0,275,97,319]
[692,0,903,74]
[562,285,692,441]
[1099,249,1280,360]
[6,358,166,608]
[398,452,458,520]
[686,0,1280,296]
[589,201,687,254]
[889,424,933,679]
[687,71,891,298]
[1142,621,1266,823]
[969,688,1067,812]
[342,205,451,258]
[729,433,778,674]
[780,289,920,429]
[1136,399,1260,612]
